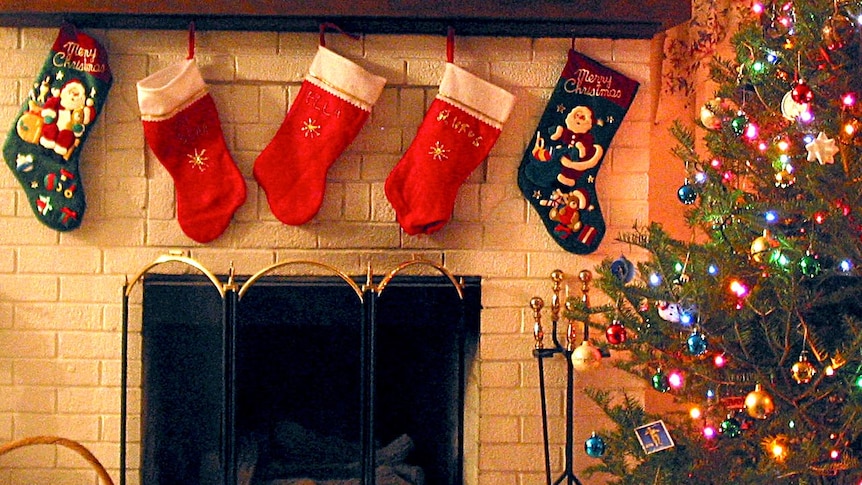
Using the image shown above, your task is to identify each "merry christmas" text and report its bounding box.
[564,68,623,99]
[52,41,108,74]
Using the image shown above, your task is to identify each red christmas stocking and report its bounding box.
[136,26,246,243]
[385,32,516,235]
[253,34,386,225]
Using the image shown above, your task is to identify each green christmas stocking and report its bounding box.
[3,23,112,231]
[518,49,638,254]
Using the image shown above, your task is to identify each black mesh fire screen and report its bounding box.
[141,273,480,485]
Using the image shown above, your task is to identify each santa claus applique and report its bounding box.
[39,79,96,159]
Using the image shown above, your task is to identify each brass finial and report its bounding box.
[550,270,564,325]
[550,269,564,284]
[224,262,238,292]
[531,296,545,349]
[530,296,545,312]
[579,270,592,339]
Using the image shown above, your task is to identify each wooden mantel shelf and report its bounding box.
[0,0,690,39]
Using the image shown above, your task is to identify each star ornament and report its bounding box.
[805,131,839,165]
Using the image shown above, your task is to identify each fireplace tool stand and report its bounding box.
[531,269,594,485]
[121,252,467,485]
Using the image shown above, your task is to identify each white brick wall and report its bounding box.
[0,26,661,485]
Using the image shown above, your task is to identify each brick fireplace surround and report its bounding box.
[0,26,686,485]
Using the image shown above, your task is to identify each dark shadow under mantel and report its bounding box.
[0,0,691,39]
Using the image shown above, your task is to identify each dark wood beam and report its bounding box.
[0,0,691,39]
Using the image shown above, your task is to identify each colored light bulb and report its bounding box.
[730,279,748,297]
[703,426,717,439]
[668,370,685,389]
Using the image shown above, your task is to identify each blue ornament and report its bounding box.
[584,432,606,457]
[687,330,708,356]
[677,182,698,205]
[610,255,635,283]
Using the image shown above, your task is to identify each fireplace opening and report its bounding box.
[140,272,480,485]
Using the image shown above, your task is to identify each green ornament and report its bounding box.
[731,113,748,136]
[652,369,670,393]
[719,416,742,438]
[799,253,821,277]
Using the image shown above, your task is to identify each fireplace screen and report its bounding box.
[136,270,480,485]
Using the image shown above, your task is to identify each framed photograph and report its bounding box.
[635,420,675,454]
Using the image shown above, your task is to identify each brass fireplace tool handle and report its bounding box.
[531,269,591,485]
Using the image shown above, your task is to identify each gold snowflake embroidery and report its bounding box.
[187,148,209,172]
[302,118,321,138]
[429,141,449,161]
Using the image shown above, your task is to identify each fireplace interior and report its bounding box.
[139,271,481,485]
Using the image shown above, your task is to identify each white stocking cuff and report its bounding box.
[137,59,207,120]
[307,46,387,111]
[438,63,516,129]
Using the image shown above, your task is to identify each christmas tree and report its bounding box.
[567,0,862,483]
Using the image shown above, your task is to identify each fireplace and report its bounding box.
[135,267,480,485]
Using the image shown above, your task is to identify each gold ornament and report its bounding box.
[774,168,796,188]
[699,97,737,130]
[764,435,790,462]
[791,353,817,384]
[780,91,808,121]
[750,230,777,263]
[700,102,721,130]
[570,340,602,371]
[745,384,776,419]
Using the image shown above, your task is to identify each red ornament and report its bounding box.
[836,199,852,216]
[791,81,814,104]
[605,321,627,345]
